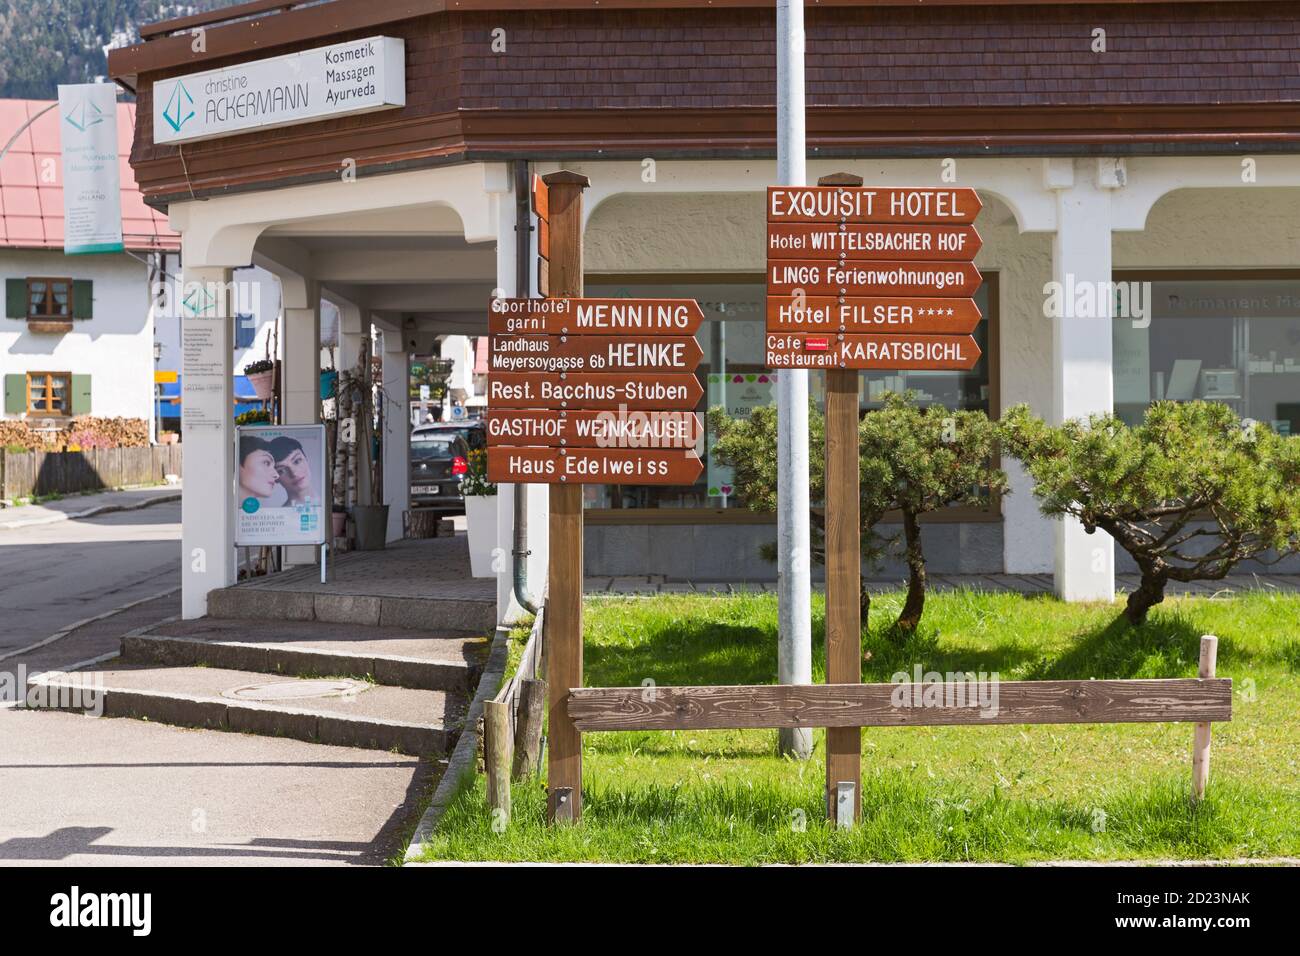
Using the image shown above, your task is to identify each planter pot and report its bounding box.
[464,494,498,578]
[352,504,389,551]
[331,511,347,541]
[246,369,275,401]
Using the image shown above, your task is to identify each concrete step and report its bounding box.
[206,585,496,633]
[29,664,465,756]
[123,618,488,693]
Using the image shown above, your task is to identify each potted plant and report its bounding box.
[244,359,275,402]
[460,447,497,578]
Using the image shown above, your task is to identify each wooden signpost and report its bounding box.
[766,175,987,824]
[486,171,709,824]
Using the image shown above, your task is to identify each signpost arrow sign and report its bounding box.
[489,335,703,374]
[488,447,704,485]
[766,296,981,334]
[767,260,982,297]
[487,372,704,410]
[489,297,705,336]
[766,223,982,261]
[486,409,703,450]
[767,186,982,224]
[764,333,983,370]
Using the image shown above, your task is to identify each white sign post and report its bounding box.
[58,83,123,255]
[153,36,406,145]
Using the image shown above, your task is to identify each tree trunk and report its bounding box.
[860,584,871,632]
[1124,563,1168,625]
[895,506,926,632]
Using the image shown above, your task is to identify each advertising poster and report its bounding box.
[706,371,775,502]
[235,424,327,546]
[57,83,124,255]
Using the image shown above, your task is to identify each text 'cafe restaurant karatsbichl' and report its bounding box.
[108,0,1300,620]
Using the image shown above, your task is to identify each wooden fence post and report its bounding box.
[819,172,864,825]
[484,699,512,824]
[1191,634,1219,802]
[513,678,547,780]
[542,170,590,825]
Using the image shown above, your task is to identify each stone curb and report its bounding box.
[403,623,513,864]
[0,489,181,530]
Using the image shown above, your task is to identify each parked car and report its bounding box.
[409,431,470,514]
[413,419,486,452]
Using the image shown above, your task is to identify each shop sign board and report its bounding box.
[764,333,982,370]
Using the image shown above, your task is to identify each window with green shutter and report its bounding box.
[71,374,92,416]
[71,280,94,320]
[3,374,25,414]
[5,279,26,319]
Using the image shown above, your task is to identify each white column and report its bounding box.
[381,329,409,542]
[180,265,236,619]
[282,286,321,426]
[1046,158,1116,602]
[282,282,321,566]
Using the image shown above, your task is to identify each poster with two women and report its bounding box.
[235,424,327,546]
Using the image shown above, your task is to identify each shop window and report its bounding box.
[582,276,999,519]
[1113,275,1300,434]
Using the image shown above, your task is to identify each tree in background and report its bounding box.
[0,1,235,98]
[862,393,1007,631]
[1003,400,1300,625]
[708,392,1006,634]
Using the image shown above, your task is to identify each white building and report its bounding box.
[105,2,1300,621]
[0,99,178,430]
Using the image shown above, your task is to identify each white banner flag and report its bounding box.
[57,83,124,255]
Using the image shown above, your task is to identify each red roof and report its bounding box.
[0,97,178,253]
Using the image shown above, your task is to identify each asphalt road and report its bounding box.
[0,501,180,656]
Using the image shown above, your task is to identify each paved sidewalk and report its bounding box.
[1,590,438,867]
[0,484,181,530]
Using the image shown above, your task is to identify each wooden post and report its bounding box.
[512,678,547,780]
[820,171,864,824]
[543,170,590,824]
[1191,634,1219,802]
[484,699,512,823]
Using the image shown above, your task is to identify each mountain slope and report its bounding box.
[0,0,238,99]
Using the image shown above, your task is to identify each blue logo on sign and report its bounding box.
[241,497,260,514]
[64,96,106,133]
[163,81,195,132]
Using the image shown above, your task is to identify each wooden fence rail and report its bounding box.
[567,677,1232,732]
[0,446,182,500]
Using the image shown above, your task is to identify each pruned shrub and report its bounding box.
[1003,400,1300,624]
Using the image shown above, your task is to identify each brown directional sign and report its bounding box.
[488,372,703,410]
[487,409,703,449]
[488,447,704,485]
[764,333,982,370]
[489,297,706,336]
[766,296,981,334]
[767,186,982,224]
[767,223,981,261]
[489,335,703,374]
[767,260,981,298]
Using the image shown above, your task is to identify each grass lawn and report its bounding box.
[419,589,1300,864]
